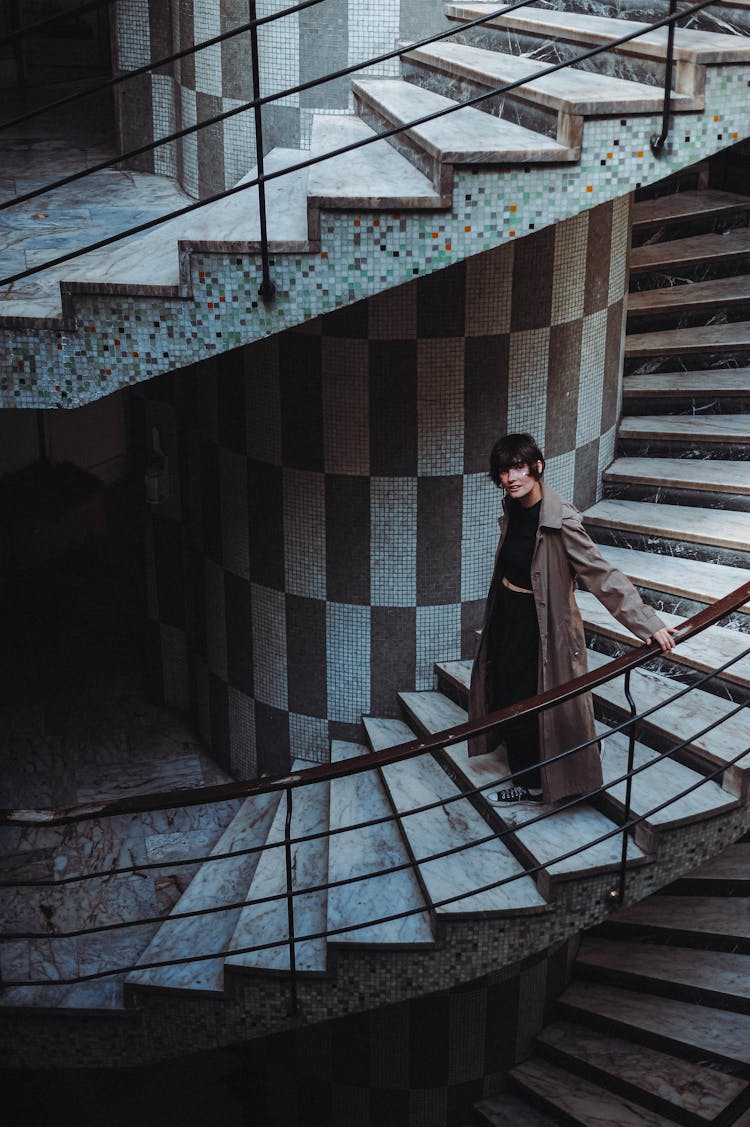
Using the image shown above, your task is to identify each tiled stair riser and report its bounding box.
[3,62,750,408]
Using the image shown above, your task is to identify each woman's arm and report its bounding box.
[560,511,678,651]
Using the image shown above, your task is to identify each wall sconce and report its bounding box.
[144,425,169,505]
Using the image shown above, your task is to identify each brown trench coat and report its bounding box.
[468,483,666,803]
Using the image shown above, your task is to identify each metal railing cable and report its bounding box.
[0,0,716,292]
[3,631,747,894]
[5,642,749,944]
[0,0,117,47]
[2,732,748,988]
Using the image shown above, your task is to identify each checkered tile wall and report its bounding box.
[140,198,626,776]
[113,0,416,197]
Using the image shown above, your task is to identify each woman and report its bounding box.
[468,433,676,806]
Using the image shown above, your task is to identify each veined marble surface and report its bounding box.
[400,690,641,878]
[224,763,329,974]
[578,591,750,687]
[363,716,547,915]
[589,649,750,783]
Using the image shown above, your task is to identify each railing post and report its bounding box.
[616,668,639,903]
[248,1,276,302]
[650,0,678,156]
[284,787,299,1016]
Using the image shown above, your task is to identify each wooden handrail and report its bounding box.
[3,580,749,828]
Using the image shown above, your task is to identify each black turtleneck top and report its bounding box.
[499,498,541,590]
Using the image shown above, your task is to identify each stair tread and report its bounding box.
[578,937,750,1004]
[623,368,750,396]
[225,761,329,974]
[578,589,750,686]
[352,77,574,162]
[627,274,750,315]
[584,496,750,548]
[3,148,310,320]
[474,1092,560,1126]
[587,648,750,790]
[612,894,750,939]
[511,1056,678,1127]
[625,320,750,356]
[596,543,750,612]
[445,2,750,63]
[559,980,750,1065]
[308,114,442,206]
[399,690,646,879]
[327,741,433,946]
[403,40,695,114]
[126,790,282,992]
[362,716,548,915]
[632,189,750,228]
[689,841,750,881]
[599,723,737,828]
[537,1016,748,1121]
[630,228,750,272]
[605,455,750,493]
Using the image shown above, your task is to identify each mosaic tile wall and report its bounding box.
[137,198,627,777]
[3,57,748,409]
[112,0,441,197]
[241,936,578,1127]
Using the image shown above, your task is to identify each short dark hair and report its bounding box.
[489,433,545,489]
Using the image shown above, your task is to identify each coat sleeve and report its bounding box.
[560,510,667,642]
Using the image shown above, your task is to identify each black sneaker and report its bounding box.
[489,785,544,805]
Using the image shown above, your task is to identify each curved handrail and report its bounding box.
[3,579,748,828]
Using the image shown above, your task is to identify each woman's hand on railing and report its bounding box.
[649,626,680,653]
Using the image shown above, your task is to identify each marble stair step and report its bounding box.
[398,690,646,892]
[577,937,750,1013]
[597,723,737,852]
[557,979,750,1067]
[632,188,750,229]
[510,1056,677,1127]
[326,740,433,947]
[444,3,750,68]
[627,274,750,317]
[224,761,329,975]
[629,228,750,274]
[126,789,283,994]
[603,455,750,496]
[535,1016,748,1125]
[578,590,750,690]
[625,320,750,358]
[583,496,750,551]
[401,40,697,117]
[623,368,750,400]
[435,651,750,798]
[352,77,575,171]
[609,895,750,947]
[679,841,750,891]
[595,544,750,613]
[362,716,548,915]
[474,1092,560,1127]
[587,648,750,800]
[308,114,444,209]
[7,148,311,319]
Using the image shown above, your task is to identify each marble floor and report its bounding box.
[0,482,238,1008]
[0,80,195,319]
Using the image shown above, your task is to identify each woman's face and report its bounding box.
[500,461,543,507]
